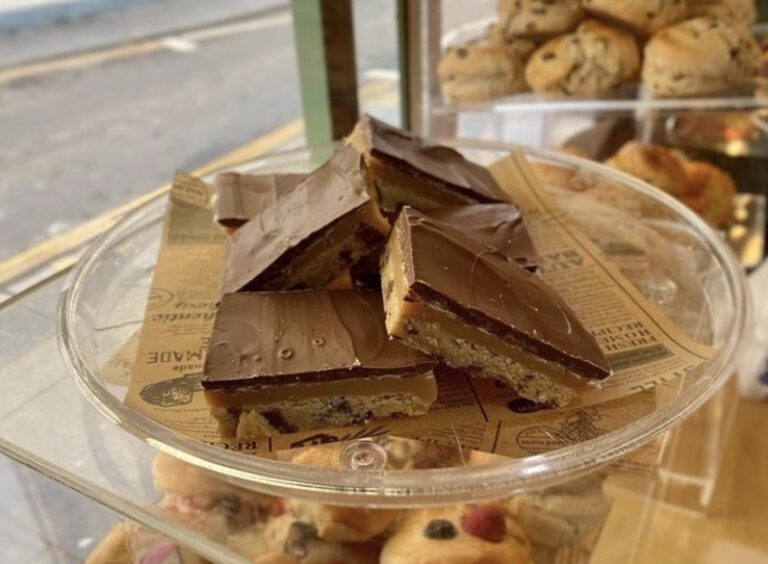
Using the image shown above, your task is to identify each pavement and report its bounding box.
[0,0,400,264]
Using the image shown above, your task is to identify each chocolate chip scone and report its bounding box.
[438,31,535,104]
[498,0,583,39]
[525,19,640,96]
[688,0,757,26]
[582,0,687,35]
[642,16,761,96]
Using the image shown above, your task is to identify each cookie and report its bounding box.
[499,0,584,38]
[438,32,535,104]
[230,514,380,564]
[380,504,531,564]
[285,499,401,542]
[583,0,687,35]
[688,0,757,26]
[152,453,274,536]
[85,523,133,564]
[642,16,761,96]
[680,160,736,228]
[604,141,690,196]
[525,19,640,96]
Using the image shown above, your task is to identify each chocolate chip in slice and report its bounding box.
[456,48,468,58]
[423,519,458,540]
[508,398,548,413]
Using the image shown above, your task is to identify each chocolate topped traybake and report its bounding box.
[427,203,538,271]
[222,146,390,293]
[381,206,610,407]
[203,289,437,438]
[347,114,509,212]
[212,171,307,230]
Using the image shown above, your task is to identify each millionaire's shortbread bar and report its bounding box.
[347,115,509,212]
[212,171,306,230]
[222,146,390,292]
[428,203,538,271]
[381,206,610,407]
[203,289,437,438]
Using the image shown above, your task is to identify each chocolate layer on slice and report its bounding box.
[347,114,508,212]
[222,146,390,293]
[212,171,306,229]
[203,289,437,438]
[381,206,610,407]
[427,203,538,271]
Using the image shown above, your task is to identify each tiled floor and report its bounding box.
[0,454,119,562]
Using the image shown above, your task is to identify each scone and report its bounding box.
[679,160,736,228]
[688,0,757,26]
[380,504,531,564]
[438,32,535,104]
[498,0,583,38]
[642,17,761,96]
[582,0,687,35]
[525,20,640,96]
[604,141,690,196]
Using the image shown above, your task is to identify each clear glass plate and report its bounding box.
[58,142,747,507]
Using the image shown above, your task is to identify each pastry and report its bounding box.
[582,0,687,35]
[437,31,535,104]
[604,141,736,228]
[687,0,757,26]
[604,140,690,196]
[346,115,509,212]
[212,172,307,231]
[498,0,583,38]
[381,206,611,407]
[525,20,640,96]
[203,290,437,438]
[285,500,401,542]
[380,504,531,564]
[221,145,390,293]
[679,160,736,227]
[642,16,761,96]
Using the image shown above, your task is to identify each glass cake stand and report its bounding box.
[58,142,748,507]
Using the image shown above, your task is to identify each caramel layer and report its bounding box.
[368,157,476,211]
[204,371,438,409]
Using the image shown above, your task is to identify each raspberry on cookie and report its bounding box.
[380,504,531,564]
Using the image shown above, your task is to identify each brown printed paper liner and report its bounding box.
[122,152,714,461]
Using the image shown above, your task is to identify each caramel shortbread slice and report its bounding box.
[222,146,390,292]
[381,207,610,407]
[212,171,306,230]
[203,290,437,439]
[428,203,538,271]
[347,114,509,212]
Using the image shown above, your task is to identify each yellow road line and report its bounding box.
[0,79,396,288]
[0,120,304,287]
[0,40,162,84]
[0,12,291,85]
